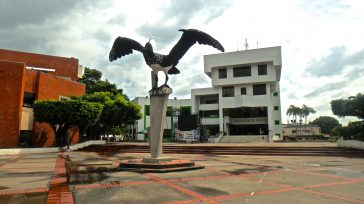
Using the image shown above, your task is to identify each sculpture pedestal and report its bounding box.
[148,87,172,159]
[119,86,203,172]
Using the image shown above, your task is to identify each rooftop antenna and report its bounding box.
[244,38,249,50]
[237,41,239,51]
[257,42,259,48]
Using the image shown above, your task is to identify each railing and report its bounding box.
[199,103,219,110]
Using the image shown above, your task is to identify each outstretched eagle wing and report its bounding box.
[161,29,224,67]
[109,37,144,62]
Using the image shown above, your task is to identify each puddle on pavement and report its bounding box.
[0,192,47,204]
[224,167,272,175]
[192,186,229,196]
[69,172,110,185]
[65,155,112,185]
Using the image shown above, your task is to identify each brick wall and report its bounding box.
[24,70,38,94]
[0,49,86,147]
[0,49,79,81]
[37,72,85,100]
[0,61,26,147]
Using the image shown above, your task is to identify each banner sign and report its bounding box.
[175,129,200,142]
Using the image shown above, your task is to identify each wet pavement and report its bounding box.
[0,144,364,203]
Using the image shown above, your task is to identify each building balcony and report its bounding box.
[220,95,271,108]
[200,117,220,125]
[199,103,219,111]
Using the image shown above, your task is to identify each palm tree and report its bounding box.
[301,104,316,124]
[287,105,300,124]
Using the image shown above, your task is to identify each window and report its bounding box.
[275,120,280,125]
[205,99,218,104]
[222,86,234,97]
[23,92,35,107]
[258,64,267,75]
[233,66,251,77]
[274,106,279,110]
[273,92,278,96]
[218,68,227,78]
[253,84,266,95]
[241,87,247,95]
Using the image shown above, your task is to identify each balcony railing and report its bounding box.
[199,103,219,110]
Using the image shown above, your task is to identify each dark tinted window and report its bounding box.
[258,64,267,75]
[253,84,266,95]
[233,66,251,77]
[241,87,247,95]
[218,68,227,78]
[222,87,234,97]
[23,92,35,107]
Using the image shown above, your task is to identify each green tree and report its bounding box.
[74,92,141,139]
[79,67,125,97]
[331,93,364,120]
[33,100,103,146]
[332,121,364,141]
[310,116,341,134]
[331,93,364,141]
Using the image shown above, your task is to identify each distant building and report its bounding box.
[282,124,322,141]
[0,49,85,148]
[132,46,283,143]
[131,96,192,141]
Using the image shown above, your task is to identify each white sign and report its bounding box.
[175,130,198,141]
[173,116,178,124]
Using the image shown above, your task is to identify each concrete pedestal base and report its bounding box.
[142,157,171,163]
[119,159,204,173]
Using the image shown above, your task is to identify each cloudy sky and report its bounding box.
[1,0,363,124]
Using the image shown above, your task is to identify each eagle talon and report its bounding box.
[159,84,170,89]
[149,86,158,93]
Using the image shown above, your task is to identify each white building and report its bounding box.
[132,46,283,143]
[131,96,192,140]
[192,46,282,142]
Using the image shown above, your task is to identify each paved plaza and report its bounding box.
[0,144,364,203]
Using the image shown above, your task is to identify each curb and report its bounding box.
[0,140,106,155]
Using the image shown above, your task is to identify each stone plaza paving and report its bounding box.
[0,144,364,204]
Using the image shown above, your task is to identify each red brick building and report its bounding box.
[0,49,86,148]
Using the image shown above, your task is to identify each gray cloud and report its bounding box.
[136,0,231,51]
[305,46,346,77]
[304,81,347,98]
[305,46,364,77]
[0,0,77,28]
